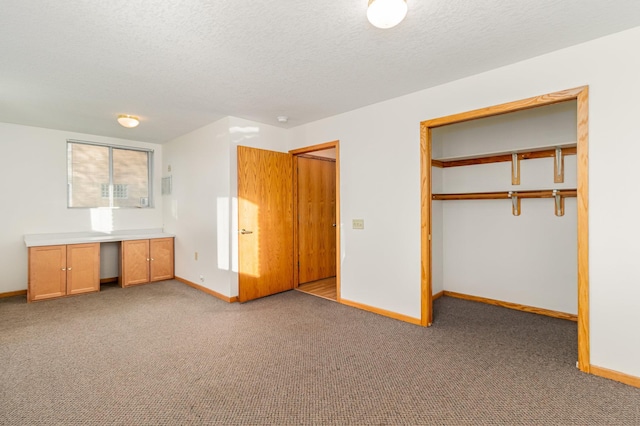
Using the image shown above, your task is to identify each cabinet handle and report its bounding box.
[146,258,150,261]
[151,258,154,261]
[61,268,66,271]
[67,267,72,271]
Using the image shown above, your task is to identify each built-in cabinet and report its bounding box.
[121,238,174,287]
[28,243,100,302]
[25,231,175,302]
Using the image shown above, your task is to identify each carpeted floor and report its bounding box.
[1,280,639,425]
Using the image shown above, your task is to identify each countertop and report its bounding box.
[24,229,174,247]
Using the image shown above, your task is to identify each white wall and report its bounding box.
[433,102,578,314]
[162,118,233,296]
[0,122,163,293]
[289,26,640,378]
[162,116,290,298]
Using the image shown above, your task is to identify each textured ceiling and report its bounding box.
[2,1,640,143]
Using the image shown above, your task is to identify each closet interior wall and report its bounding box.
[431,101,578,315]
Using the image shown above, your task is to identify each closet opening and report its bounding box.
[290,141,340,302]
[420,87,589,372]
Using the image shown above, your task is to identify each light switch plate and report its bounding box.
[352,219,364,230]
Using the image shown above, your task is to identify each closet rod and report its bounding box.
[432,189,577,201]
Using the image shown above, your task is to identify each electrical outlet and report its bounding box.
[352,219,364,230]
[194,251,198,261]
[200,275,204,282]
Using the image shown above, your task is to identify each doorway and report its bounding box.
[290,141,340,302]
[420,87,590,372]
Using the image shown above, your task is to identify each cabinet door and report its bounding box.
[29,245,67,302]
[66,243,100,295]
[149,238,174,282]
[121,240,150,286]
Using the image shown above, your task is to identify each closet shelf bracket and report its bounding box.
[511,153,520,185]
[553,189,565,217]
[508,191,521,216]
[554,147,564,183]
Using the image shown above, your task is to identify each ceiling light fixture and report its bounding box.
[277,116,288,123]
[117,114,140,128]
[367,0,408,29]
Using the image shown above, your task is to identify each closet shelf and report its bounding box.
[432,189,576,200]
[432,143,576,168]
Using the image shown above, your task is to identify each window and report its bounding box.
[67,140,153,208]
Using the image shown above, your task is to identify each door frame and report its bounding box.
[419,87,590,372]
[289,140,341,302]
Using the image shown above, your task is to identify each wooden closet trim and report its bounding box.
[420,86,590,373]
[289,141,341,302]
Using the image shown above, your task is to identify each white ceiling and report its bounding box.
[2,1,640,144]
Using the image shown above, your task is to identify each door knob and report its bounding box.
[240,229,253,235]
[332,223,336,227]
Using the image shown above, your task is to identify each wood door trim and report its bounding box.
[422,87,586,129]
[297,153,336,162]
[290,140,339,155]
[420,86,590,372]
[576,87,590,373]
[292,155,299,288]
[290,141,340,301]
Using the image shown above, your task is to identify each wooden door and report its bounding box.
[237,145,294,302]
[121,239,150,286]
[150,238,174,282]
[66,243,100,295]
[28,245,67,302]
[297,157,336,284]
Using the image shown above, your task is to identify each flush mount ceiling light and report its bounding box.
[117,114,140,128]
[367,0,408,29]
